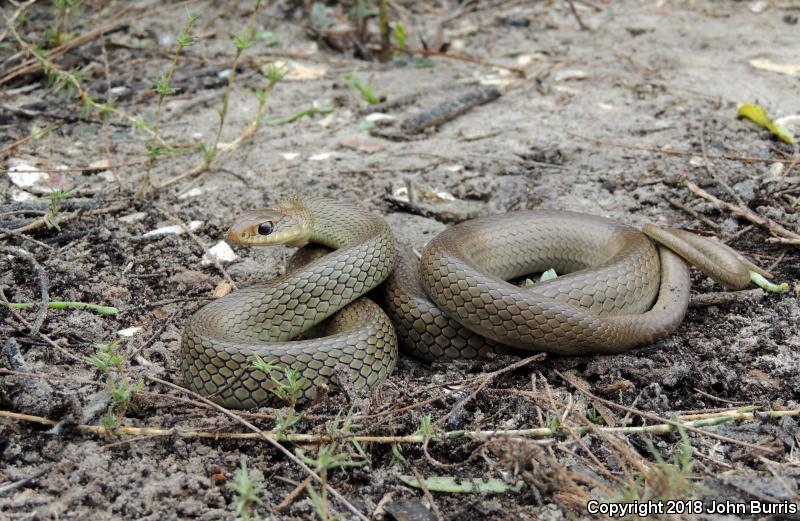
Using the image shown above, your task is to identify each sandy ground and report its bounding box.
[1,1,799,520]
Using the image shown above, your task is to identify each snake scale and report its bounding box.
[182,196,764,408]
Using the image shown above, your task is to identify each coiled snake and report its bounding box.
[181,196,765,408]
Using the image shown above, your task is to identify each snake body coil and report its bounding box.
[183,197,763,408]
[182,197,397,409]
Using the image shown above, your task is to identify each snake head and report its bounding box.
[226,201,313,248]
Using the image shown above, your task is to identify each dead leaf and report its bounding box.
[749,58,800,77]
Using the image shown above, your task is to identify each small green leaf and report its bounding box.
[394,23,406,50]
[540,268,558,282]
[737,103,795,144]
[345,74,379,105]
[310,2,331,29]
[750,271,789,293]
[254,30,279,47]
[399,475,525,494]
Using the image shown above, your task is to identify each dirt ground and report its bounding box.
[1,1,799,520]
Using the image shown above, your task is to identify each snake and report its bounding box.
[181,196,765,408]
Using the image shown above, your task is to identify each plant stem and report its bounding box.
[3,301,118,315]
[209,0,264,164]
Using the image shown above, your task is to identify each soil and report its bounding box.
[1,1,799,520]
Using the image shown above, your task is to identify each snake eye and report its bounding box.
[257,221,274,235]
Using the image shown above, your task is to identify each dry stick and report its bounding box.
[664,196,720,230]
[144,376,370,521]
[0,159,152,174]
[555,370,780,454]
[0,470,47,496]
[700,123,745,207]
[0,202,129,241]
[433,354,547,429]
[4,408,798,444]
[0,1,35,44]
[569,132,799,164]
[401,87,502,134]
[689,288,765,308]
[99,32,122,190]
[276,475,314,512]
[565,0,589,30]
[0,125,60,161]
[723,224,755,245]
[402,47,526,77]
[0,227,53,250]
[684,180,800,247]
[411,467,445,521]
[0,246,49,334]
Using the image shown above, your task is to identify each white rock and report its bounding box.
[309,152,335,161]
[117,326,143,337]
[6,159,48,188]
[119,212,147,224]
[202,241,238,265]
[554,69,588,82]
[364,113,397,123]
[282,152,300,161]
[143,220,203,238]
[178,187,205,200]
[10,189,36,202]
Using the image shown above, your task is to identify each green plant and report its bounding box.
[393,22,406,51]
[251,355,304,407]
[87,340,142,432]
[617,428,698,502]
[297,446,368,521]
[345,74,379,105]
[43,0,82,49]
[44,188,72,230]
[229,456,263,521]
[586,405,606,425]
[207,0,264,164]
[273,409,302,439]
[416,413,434,440]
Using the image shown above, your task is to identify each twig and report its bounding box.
[565,0,589,30]
[411,467,445,521]
[0,0,36,45]
[0,246,49,334]
[401,47,526,77]
[3,408,797,444]
[700,123,745,207]
[144,376,370,521]
[684,180,800,247]
[0,470,47,496]
[569,132,799,164]
[689,288,765,308]
[401,87,502,134]
[556,370,780,454]
[664,195,720,229]
[0,201,130,241]
[2,300,117,315]
[276,475,314,512]
[433,354,546,429]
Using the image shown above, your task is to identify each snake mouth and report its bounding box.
[225,228,250,245]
